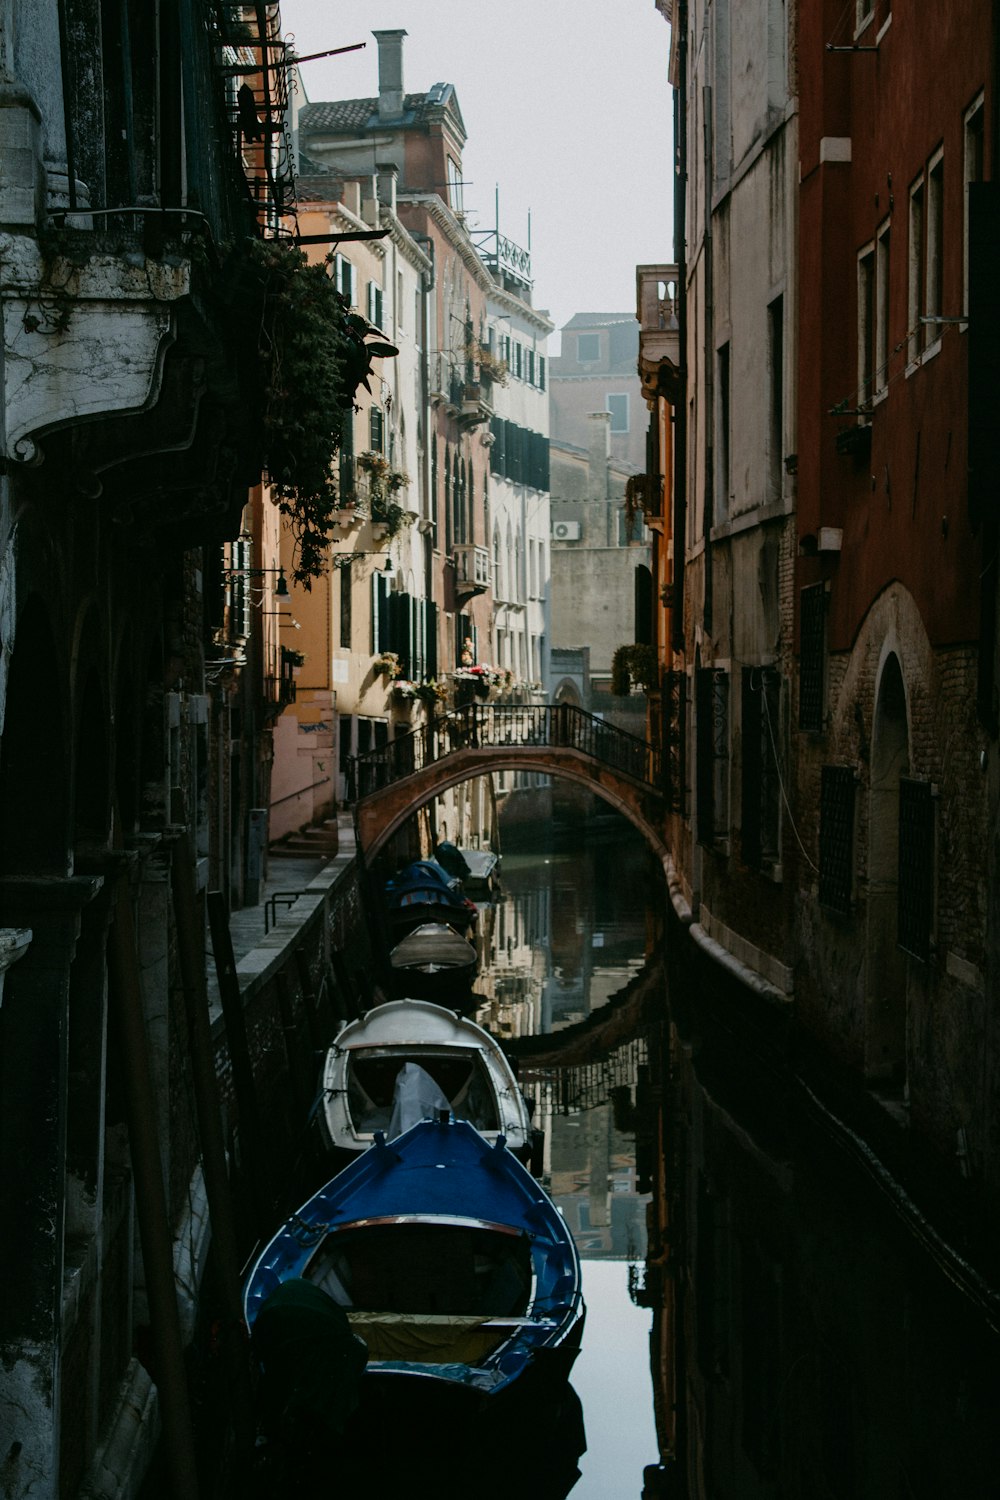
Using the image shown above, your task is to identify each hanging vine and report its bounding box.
[232,237,398,585]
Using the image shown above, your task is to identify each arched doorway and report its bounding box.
[866,652,909,1089]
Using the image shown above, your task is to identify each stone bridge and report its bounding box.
[351,702,669,860]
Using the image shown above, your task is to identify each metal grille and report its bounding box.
[664,670,687,814]
[818,766,856,913]
[799,583,827,733]
[898,777,935,960]
[696,669,729,846]
[352,703,662,800]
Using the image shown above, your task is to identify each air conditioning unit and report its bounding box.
[552,520,581,542]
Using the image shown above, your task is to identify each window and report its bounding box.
[369,407,384,452]
[875,222,891,395]
[799,583,827,732]
[396,270,404,333]
[334,254,357,305]
[367,280,384,330]
[577,332,600,362]
[768,296,784,500]
[857,244,875,404]
[696,667,729,846]
[447,156,464,213]
[925,151,944,347]
[898,778,935,960]
[339,404,355,500]
[964,95,985,317]
[664,670,687,814]
[339,567,352,649]
[607,394,629,434]
[538,355,546,391]
[907,177,924,364]
[527,349,535,385]
[717,341,731,522]
[819,766,856,913]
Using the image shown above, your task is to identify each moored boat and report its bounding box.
[319,999,534,1163]
[384,858,479,937]
[388,921,478,1005]
[244,1117,584,1405]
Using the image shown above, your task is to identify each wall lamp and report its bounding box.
[224,566,290,597]
[331,554,394,573]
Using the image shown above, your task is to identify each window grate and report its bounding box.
[799,583,827,732]
[898,778,934,960]
[818,766,856,913]
[664,671,687,814]
[696,668,729,846]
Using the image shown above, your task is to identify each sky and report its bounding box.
[280,0,675,344]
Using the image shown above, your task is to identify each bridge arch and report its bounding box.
[354,742,669,862]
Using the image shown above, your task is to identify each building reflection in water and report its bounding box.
[474,812,1000,1498]
[475,819,663,1495]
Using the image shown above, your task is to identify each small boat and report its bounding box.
[457,847,500,900]
[318,998,534,1163]
[388,921,478,1005]
[244,1117,584,1405]
[384,858,479,937]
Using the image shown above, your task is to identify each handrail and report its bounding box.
[350,703,662,801]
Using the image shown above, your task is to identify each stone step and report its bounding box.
[269,820,340,858]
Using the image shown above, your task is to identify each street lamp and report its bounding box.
[331,554,394,573]
[223,566,290,597]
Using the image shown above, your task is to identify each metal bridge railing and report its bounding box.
[350,702,662,800]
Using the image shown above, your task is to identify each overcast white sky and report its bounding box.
[281,0,675,344]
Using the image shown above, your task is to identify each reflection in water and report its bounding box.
[473,808,1000,1497]
[476,814,663,1496]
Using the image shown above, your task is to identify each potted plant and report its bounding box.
[375,650,401,680]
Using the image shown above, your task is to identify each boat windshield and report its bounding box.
[346,1050,501,1136]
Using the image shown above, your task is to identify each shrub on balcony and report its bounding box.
[611,643,658,697]
[356,450,411,539]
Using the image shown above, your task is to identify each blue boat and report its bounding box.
[244,1117,584,1404]
[384,858,479,937]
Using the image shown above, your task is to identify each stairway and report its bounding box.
[268,819,340,859]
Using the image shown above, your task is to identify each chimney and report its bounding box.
[374,29,407,120]
[376,162,398,215]
[587,411,612,504]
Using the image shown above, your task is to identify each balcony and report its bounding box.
[625,473,665,533]
[453,544,491,602]
[636,264,681,405]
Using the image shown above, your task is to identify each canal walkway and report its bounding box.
[206,812,357,1018]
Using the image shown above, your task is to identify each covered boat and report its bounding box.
[244,1118,584,1405]
[388,921,478,1005]
[384,858,479,937]
[319,999,534,1164]
[456,847,500,900]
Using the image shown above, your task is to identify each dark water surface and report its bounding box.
[473,806,1000,1499]
[473,811,661,1498]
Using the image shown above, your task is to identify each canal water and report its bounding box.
[472,807,663,1497]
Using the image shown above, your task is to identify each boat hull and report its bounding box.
[245,1119,584,1405]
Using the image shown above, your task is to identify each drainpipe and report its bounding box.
[702,85,714,637]
[671,0,688,657]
